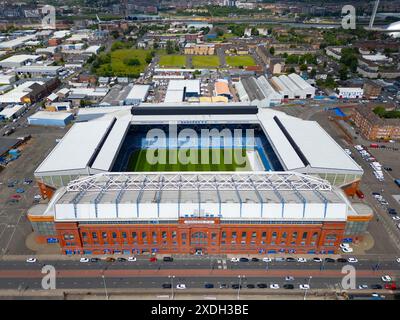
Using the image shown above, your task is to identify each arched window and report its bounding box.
[272,232,277,239]
[302,232,308,240]
[312,232,318,240]
[282,232,287,239]
[292,232,298,240]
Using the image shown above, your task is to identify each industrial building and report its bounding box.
[28,111,74,127]
[214,79,232,99]
[270,74,315,100]
[15,65,64,77]
[124,85,150,105]
[236,75,282,108]
[164,80,200,103]
[0,104,26,119]
[335,87,364,99]
[0,54,41,68]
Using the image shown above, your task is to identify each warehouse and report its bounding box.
[0,35,37,50]
[15,65,64,77]
[164,80,200,103]
[214,80,232,99]
[0,104,26,119]
[336,87,364,99]
[237,76,282,107]
[269,73,315,100]
[124,84,150,105]
[0,54,41,68]
[28,111,74,127]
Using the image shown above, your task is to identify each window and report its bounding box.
[82,232,87,239]
[282,232,287,239]
[272,232,277,239]
[162,231,167,239]
[181,233,187,240]
[292,232,298,240]
[112,232,117,239]
[232,232,237,239]
[92,232,97,239]
[142,232,147,239]
[211,233,217,240]
[102,232,107,239]
[325,234,337,241]
[252,232,257,238]
[132,232,137,240]
[241,232,247,238]
[222,231,227,239]
[121,232,127,239]
[63,234,74,240]
[172,231,177,239]
[262,232,267,238]
[302,232,308,240]
[152,232,157,238]
[312,232,318,240]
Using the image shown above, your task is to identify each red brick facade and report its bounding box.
[55,218,346,255]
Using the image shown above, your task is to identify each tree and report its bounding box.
[166,40,174,54]
[310,69,317,78]
[300,64,307,71]
[124,58,140,66]
[251,27,259,36]
[339,65,348,80]
[269,46,275,55]
[215,27,224,37]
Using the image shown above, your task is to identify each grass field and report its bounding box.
[128,148,252,172]
[159,55,187,67]
[192,55,221,68]
[95,49,150,77]
[226,55,256,67]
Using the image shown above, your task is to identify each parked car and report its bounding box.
[347,258,358,263]
[262,257,272,263]
[26,258,37,263]
[117,257,127,262]
[231,257,239,262]
[105,257,115,262]
[381,275,392,282]
[342,247,354,253]
[176,284,186,290]
[149,257,157,262]
[286,257,296,262]
[256,283,267,288]
[285,276,295,281]
[299,284,310,290]
[246,284,255,289]
[251,257,259,262]
[270,284,280,289]
[297,258,307,263]
[79,258,89,263]
[371,284,382,290]
[283,284,294,289]
[162,283,172,289]
[163,256,173,262]
[325,258,335,263]
[90,258,99,262]
[128,256,137,262]
[239,257,249,262]
[313,257,322,262]
[204,283,214,289]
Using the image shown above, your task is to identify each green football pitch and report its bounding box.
[127,148,252,172]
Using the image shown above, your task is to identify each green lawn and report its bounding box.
[192,55,221,68]
[226,55,256,67]
[159,55,187,67]
[95,49,150,77]
[128,148,252,172]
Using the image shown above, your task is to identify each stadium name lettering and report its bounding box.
[183,220,215,224]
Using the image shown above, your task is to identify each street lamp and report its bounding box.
[237,275,245,300]
[168,275,175,300]
[303,276,312,300]
[102,274,109,300]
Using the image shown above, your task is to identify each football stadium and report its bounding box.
[29,103,373,255]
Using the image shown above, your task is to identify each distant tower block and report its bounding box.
[369,0,380,28]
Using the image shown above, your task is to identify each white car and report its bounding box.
[341,247,353,253]
[33,195,42,200]
[270,284,280,289]
[396,258,400,263]
[262,257,272,263]
[128,256,137,262]
[299,284,310,290]
[297,258,307,263]
[381,275,392,282]
[392,216,400,221]
[339,243,350,249]
[26,258,37,263]
[231,257,239,262]
[285,276,295,281]
[358,284,368,290]
[313,257,322,263]
[176,284,186,290]
[347,258,358,263]
[80,258,89,263]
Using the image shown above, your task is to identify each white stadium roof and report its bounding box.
[35,118,115,174]
[41,172,352,222]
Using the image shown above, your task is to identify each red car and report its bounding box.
[384,283,397,290]
[149,257,157,262]
[11,194,21,199]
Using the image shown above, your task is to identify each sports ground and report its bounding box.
[127,148,253,172]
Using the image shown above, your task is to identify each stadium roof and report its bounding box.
[43,172,352,222]
[35,118,115,175]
